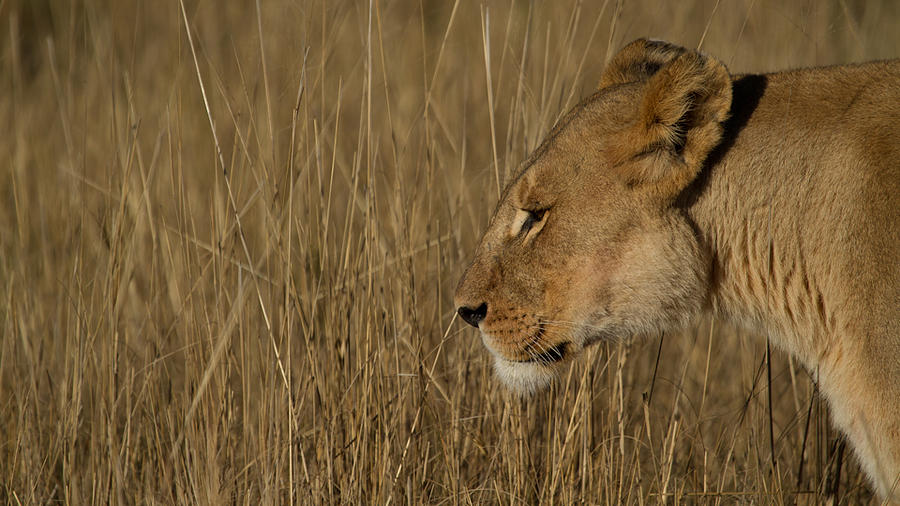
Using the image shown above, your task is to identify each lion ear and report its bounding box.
[604,39,732,200]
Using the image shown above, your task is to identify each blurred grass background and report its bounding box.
[2,0,898,503]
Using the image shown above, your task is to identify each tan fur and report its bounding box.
[455,39,900,501]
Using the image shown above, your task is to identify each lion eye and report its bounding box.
[519,208,548,237]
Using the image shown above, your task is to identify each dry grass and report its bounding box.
[2,0,898,504]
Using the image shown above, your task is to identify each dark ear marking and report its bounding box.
[599,38,689,90]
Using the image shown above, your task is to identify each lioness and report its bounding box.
[455,39,900,500]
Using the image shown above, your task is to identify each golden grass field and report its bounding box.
[2,0,899,503]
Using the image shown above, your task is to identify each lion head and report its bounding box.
[454,39,733,391]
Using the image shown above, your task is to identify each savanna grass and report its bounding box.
[2,0,898,503]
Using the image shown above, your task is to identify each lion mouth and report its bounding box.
[518,341,568,364]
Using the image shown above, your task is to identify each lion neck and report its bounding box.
[695,195,835,370]
[680,74,840,372]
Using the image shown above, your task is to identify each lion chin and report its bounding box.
[492,357,557,394]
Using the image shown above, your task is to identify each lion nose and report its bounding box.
[457,303,487,328]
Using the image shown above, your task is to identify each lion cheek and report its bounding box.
[566,253,614,300]
[609,224,709,334]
